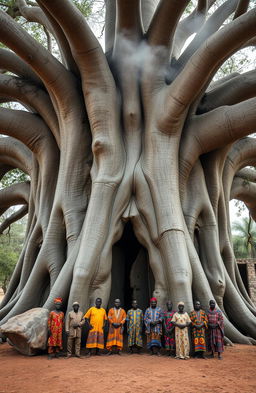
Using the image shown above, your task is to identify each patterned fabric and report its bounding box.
[147,332,161,348]
[47,310,64,349]
[163,310,176,350]
[144,307,163,348]
[171,312,191,359]
[84,307,107,349]
[190,309,208,352]
[207,308,224,353]
[126,309,143,347]
[106,308,126,350]
[54,297,62,303]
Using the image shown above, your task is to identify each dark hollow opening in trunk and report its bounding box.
[238,263,249,295]
[108,221,154,312]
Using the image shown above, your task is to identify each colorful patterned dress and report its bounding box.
[171,312,191,359]
[207,308,224,353]
[126,308,143,348]
[144,307,163,348]
[190,309,208,352]
[47,310,64,353]
[163,310,175,351]
[84,307,107,349]
[106,307,126,350]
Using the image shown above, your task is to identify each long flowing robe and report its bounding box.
[171,312,191,359]
[84,307,107,349]
[106,307,126,350]
[47,311,64,351]
[126,308,143,347]
[144,306,163,348]
[163,310,175,350]
[190,309,208,352]
[207,308,224,353]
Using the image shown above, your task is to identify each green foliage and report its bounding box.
[73,0,93,16]
[0,168,29,190]
[0,0,93,16]
[0,246,17,293]
[233,200,247,217]
[0,214,26,292]
[215,48,256,80]
[0,0,93,51]
[232,216,256,258]
[184,1,195,16]
[0,0,19,16]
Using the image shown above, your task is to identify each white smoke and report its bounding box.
[114,32,168,79]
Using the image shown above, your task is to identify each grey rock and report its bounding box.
[0,307,49,355]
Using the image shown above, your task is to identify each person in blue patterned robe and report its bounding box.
[126,300,143,353]
[144,297,163,355]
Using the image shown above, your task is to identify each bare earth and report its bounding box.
[0,344,255,393]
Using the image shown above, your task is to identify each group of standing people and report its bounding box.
[47,297,224,360]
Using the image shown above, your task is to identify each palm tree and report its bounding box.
[232,216,256,258]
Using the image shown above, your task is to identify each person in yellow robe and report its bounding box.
[106,299,126,355]
[84,298,107,356]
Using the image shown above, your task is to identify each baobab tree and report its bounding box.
[0,0,256,345]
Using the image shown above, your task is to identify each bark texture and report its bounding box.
[0,0,256,345]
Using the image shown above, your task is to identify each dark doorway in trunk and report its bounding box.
[108,222,154,312]
[238,263,249,295]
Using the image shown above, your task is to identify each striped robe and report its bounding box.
[106,308,126,350]
[207,308,224,353]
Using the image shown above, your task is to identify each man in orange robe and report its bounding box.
[84,298,107,356]
[106,299,126,355]
[47,297,64,359]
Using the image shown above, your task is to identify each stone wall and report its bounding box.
[237,259,256,306]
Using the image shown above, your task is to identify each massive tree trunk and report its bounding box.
[0,0,256,344]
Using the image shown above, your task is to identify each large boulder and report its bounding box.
[0,307,49,355]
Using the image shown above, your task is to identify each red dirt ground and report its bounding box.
[0,343,255,393]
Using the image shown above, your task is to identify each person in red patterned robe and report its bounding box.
[47,297,64,359]
[207,299,224,360]
[163,300,176,356]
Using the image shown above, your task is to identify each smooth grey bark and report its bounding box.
[0,0,256,345]
[0,205,28,234]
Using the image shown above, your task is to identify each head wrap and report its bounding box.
[150,297,157,303]
[72,301,79,306]
[54,297,62,304]
[177,301,185,307]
